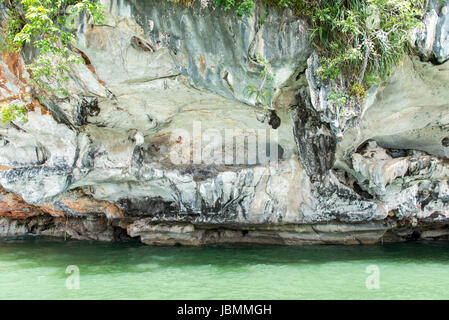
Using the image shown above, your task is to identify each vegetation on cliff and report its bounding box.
[215,0,425,100]
[0,0,104,123]
[0,0,428,123]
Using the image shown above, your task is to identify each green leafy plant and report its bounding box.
[215,0,425,102]
[213,0,256,17]
[277,0,292,8]
[1,104,28,124]
[259,10,268,24]
[244,53,275,109]
[309,0,424,86]
[0,0,429,126]
[350,82,367,100]
[0,0,104,124]
[328,88,350,117]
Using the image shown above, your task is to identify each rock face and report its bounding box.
[414,0,449,64]
[0,0,449,245]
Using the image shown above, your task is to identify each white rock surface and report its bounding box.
[1,0,449,245]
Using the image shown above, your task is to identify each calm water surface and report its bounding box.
[0,237,448,299]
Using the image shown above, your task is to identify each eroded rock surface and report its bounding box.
[0,0,449,245]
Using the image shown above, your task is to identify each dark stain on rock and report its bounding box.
[442,137,449,147]
[268,110,281,129]
[131,36,156,52]
[291,87,337,181]
[112,226,140,242]
[117,197,179,217]
[180,165,220,181]
[74,97,100,126]
[352,181,373,200]
[71,46,106,85]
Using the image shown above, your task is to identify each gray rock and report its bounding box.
[1,0,449,245]
[413,0,449,63]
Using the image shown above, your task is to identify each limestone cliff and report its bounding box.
[1,0,449,245]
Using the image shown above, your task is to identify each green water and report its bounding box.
[0,237,449,300]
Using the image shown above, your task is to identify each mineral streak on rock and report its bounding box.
[0,0,449,245]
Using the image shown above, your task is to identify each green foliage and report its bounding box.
[0,0,429,124]
[294,0,424,99]
[259,10,268,24]
[244,52,275,109]
[350,82,367,100]
[2,0,105,53]
[277,0,292,8]
[213,0,255,17]
[0,0,104,124]
[1,104,28,124]
[216,0,425,101]
[307,0,424,86]
[328,88,350,117]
